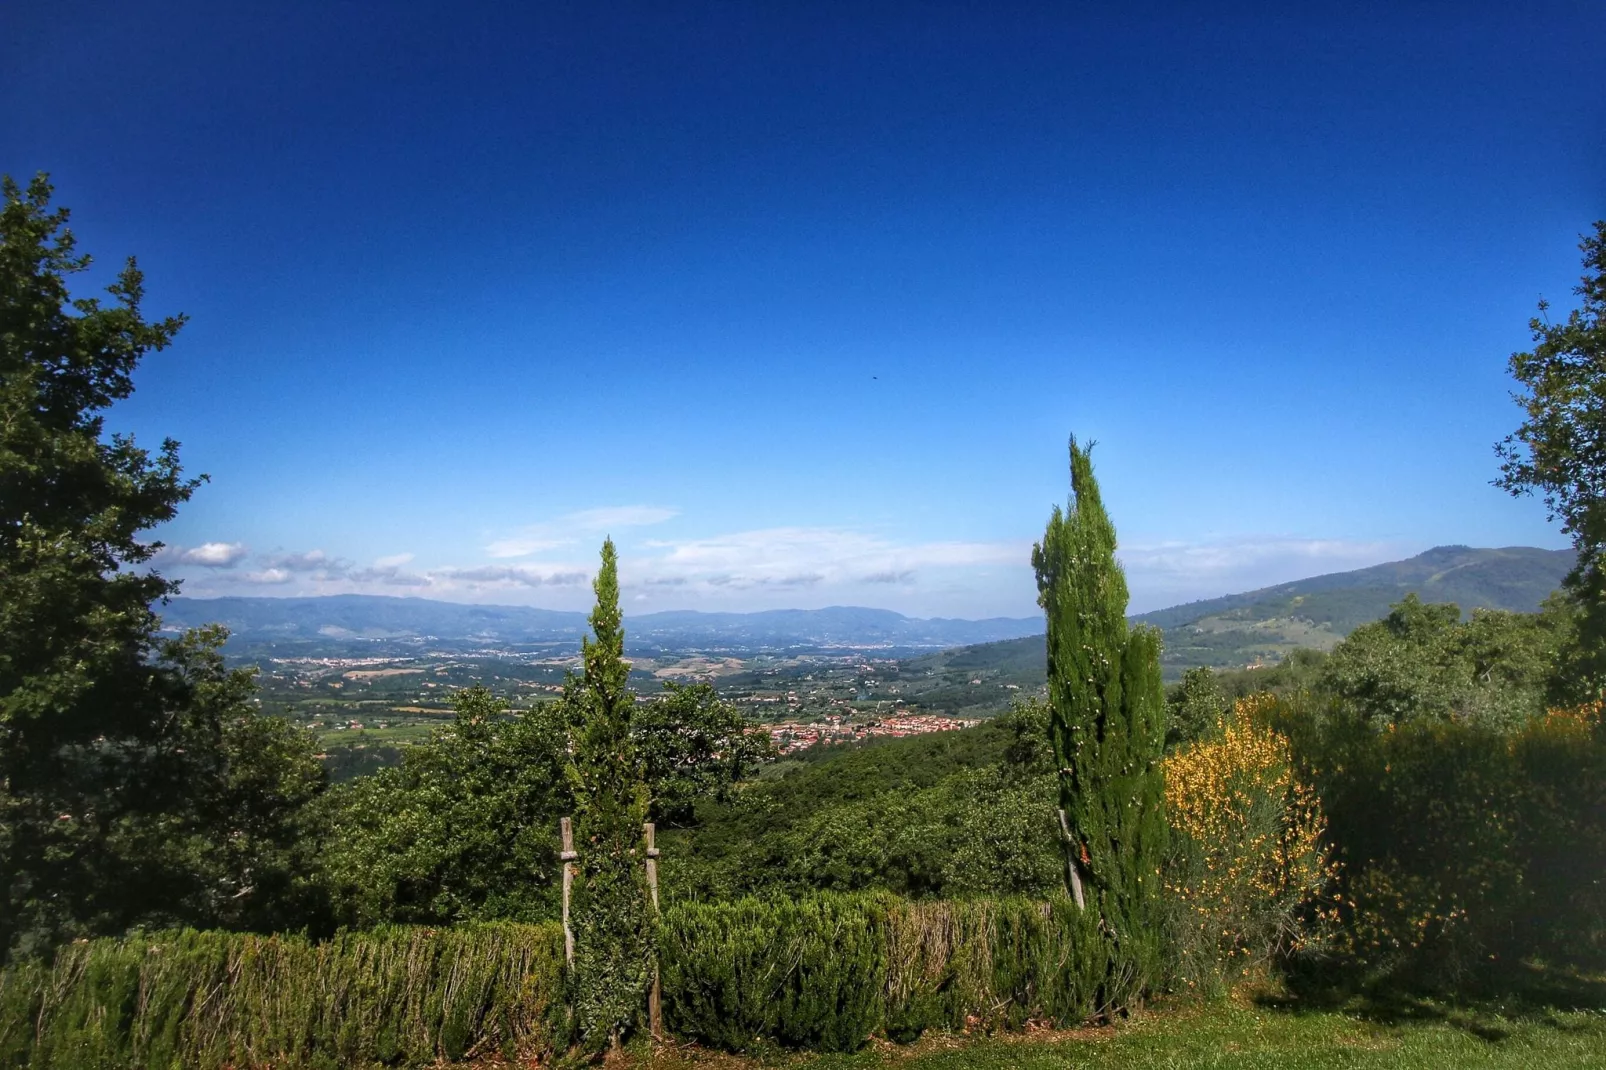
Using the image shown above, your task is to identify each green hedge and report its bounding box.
[0,894,1126,1065]
[0,924,565,1069]
[658,893,1117,1052]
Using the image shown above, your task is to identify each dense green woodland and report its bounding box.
[4,175,1606,1064]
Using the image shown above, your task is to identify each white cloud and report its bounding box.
[240,568,294,585]
[157,542,249,568]
[1117,535,1406,612]
[373,552,415,569]
[486,505,678,558]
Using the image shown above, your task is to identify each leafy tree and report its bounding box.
[1032,438,1168,982]
[0,174,322,957]
[1167,666,1228,748]
[999,697,1056,773]
[1317,594,1566,729]
[632,681,775,827]
[318,679,772,931]
[199,696,330,932]
[567,539,653,1050]
[319,685,568,926]
[1496,221,1606,698]
[320,737,405,782]
[1211,647,1329,704]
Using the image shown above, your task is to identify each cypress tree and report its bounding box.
[566,538,653,1050]
[1031,438,1168,984]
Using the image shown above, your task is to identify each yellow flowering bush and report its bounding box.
[1310,697,1605,978]
[1162,694,1336,990]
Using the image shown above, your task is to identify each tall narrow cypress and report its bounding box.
[1032,439,1168,983]
[567,539,653,1049]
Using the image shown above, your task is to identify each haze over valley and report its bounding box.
[203,543,1574,776]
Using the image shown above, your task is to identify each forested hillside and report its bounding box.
[924,545,1573,682]
[660,705,1060,902]
[1138,544,1571,672]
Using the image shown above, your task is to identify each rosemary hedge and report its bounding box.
[0,924,564,1069]
[658,893,1119,1052]
[0,894,1127,1065]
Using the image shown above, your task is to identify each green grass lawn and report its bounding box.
[854,1003,1606,1070]
[644,984,1606,1070]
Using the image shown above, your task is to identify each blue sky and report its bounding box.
[4,2,1600,617]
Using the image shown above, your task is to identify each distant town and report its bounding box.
[763,713,981,753]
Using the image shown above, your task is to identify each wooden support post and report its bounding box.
[1058,808,1087,910]
[644,821,662,1039]
[560,816,577,967]
[643,821,660,910]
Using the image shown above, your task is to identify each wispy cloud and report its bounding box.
[350,554,430,587]
[373,552,415,569]
[240,567,294,585]
[431,565,589,589]
[486,505,678,558]
[178,524,1026,610]
[564,506,678,530]
[163,525,1406,621]
[635,527,1024,592]
[213,551,589,594]
[862,570,916,585]
[483,536,572,558]
[260,549,341,572]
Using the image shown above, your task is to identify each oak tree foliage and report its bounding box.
[1496,221,1606,697]
[0,174,324,959]
[634,681,776,827]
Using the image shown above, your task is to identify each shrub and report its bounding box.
[1285,696,1606,982]
[658,893,884,1052]
[658,892,1116,1052]
[1162,695,1336,993]
[1325,718,1521,978]
[1511,700,1606,963]
[0,923,564,1068]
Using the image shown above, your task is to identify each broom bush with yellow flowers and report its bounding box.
[1161,694,1338,993]
[1309,697,1606,980]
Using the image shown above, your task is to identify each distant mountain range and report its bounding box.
[162,545,1573,668]
[157,595,1044,655]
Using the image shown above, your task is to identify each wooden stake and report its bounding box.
[643,821,660,909]
[1058,808,1087,910]
[560,816,577,966]
[644,821,662,1039]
